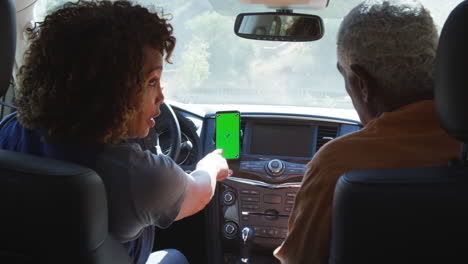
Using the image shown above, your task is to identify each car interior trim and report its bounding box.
[208,114,359,126]
[225,177,302,188]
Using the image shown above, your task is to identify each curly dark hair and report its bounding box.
[16,0,175,144]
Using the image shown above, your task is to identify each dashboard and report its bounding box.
[158,103,361,264]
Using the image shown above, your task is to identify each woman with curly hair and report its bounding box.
[0,1,229,263]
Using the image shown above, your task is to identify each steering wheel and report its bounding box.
[128,103,181,161]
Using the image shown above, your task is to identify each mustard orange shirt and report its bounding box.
[274,100,461,264]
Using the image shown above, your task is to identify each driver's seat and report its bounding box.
[329,1,468,263]
[0,1,131,263]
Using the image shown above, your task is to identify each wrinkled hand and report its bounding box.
[196,149,230,181]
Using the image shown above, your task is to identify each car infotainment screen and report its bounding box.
[249,123,313,157]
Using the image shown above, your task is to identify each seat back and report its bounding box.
[329,1,468,263]
[330,166,468,263]
[435,1,468,143]
[0,1,130,263]
[0,150,131,263]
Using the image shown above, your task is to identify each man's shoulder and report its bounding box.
[301,128,372,183]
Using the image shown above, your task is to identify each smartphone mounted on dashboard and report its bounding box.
[215,111,241,160]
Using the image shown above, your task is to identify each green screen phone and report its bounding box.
[215,111,240,159]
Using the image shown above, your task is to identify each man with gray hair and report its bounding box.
[274,1,461,263]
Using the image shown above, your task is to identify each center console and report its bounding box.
[200,113,359,264]
[222,157,306,235]
[216,117,322,263]
[221,156,307,262]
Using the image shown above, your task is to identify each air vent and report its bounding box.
[316,125,338,151]
[240,120,246,150]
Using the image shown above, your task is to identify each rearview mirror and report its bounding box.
[234,12,324,41]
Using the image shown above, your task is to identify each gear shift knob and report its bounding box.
[240,227,255,263]
[242,227,251,242]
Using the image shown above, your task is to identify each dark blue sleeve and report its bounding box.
[123,226,155,264]
[0,117,47,156]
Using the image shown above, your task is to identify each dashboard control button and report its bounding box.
[223,222,238,239]
[286,193,297,198]
[223,191,235,206]
[267,229,275,236]
[273,228,282,238]
[241,196,260,202]
[271,160,280,169]
[263,194,282,204]
[284,207,292,212]
[266,159,285,176]
[241,189,260,195]
[240,190,250,194]
[280,229,288,237]
[249,190,260,195]
[242,204,259,209]
[225,224,235,234]
[286,200,295,205]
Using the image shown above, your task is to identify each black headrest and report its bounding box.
[435,1,468,143]
[0,150,131,263]
[330,166,468,263]
[0,0,16,97]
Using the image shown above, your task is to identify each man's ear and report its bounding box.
[349,64,376,103]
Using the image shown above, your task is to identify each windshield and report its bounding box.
[35,0,463,110]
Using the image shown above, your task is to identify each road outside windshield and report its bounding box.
[35,0,463,110]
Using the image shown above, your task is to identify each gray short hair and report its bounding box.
[337,0,438,99]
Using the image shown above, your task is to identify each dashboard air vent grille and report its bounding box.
[240,120,246,150]
[316,125,338,152]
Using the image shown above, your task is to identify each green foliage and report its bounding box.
[32,0,463,109]
[179,37,211,89]
[181,11,260,84]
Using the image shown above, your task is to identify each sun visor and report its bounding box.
[435,1,468,143]
[15,0,37,12]
[209,0,332,16]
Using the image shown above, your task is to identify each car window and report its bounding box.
[34,0,463,110]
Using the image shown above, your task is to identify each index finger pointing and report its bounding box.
[213,149,224,155]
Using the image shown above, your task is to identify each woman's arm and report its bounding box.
[175,149,229,220]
